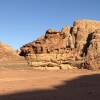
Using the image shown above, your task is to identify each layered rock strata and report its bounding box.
[20,20,100,70]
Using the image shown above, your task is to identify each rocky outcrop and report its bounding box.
[72,20,100,56]
[81,29,100,69]
[81,58,99,70]
[20,20,100,70]
[0,42,24,62]
[87,29,100,58]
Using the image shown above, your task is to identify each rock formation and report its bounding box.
[0,42,23,62]
[20,20,100,70]
[81,29,100,70]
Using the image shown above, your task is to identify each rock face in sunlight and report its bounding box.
[20,20,100,70]
[0,42,23,62]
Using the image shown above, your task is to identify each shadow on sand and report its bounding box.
[0,74,100,100]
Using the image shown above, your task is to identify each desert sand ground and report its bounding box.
[0,68,100,100]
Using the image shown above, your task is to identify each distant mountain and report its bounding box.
[0,42,23,62]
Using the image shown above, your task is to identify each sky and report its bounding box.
[0,0,100,49]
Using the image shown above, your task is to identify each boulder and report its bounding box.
[45,67,60,70]
[81,58,100,70]
[60,64,73,70]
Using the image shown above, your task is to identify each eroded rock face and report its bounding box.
[82,29,100,69]
[20,20,100,70]
[87,29,100,58]
[72,20,100,56]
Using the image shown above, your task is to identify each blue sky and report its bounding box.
[0,0,100,49]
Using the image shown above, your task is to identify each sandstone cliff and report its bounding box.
[20,20,100,70]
